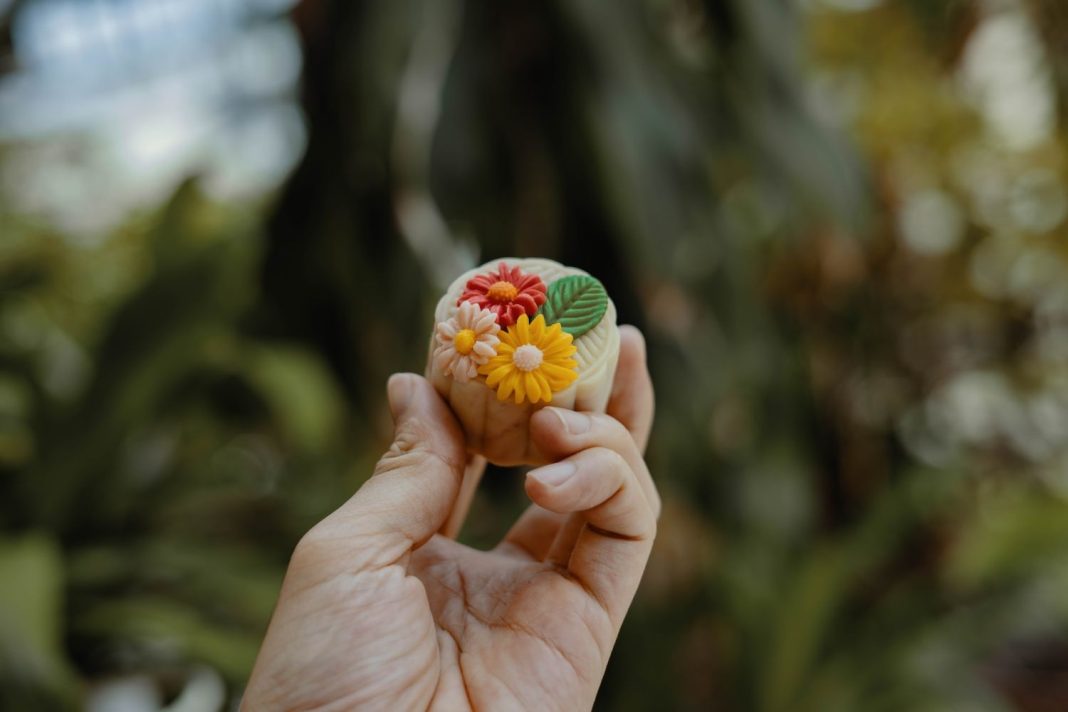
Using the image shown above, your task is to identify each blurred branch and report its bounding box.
[391,0,476,289]
[260,0,432,416]
[1025,0,1068,108]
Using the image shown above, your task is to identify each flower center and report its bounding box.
[453,329,477,355]
[487,280,518,302]
[512,344,544,372]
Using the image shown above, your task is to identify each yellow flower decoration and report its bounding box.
[479,314,578,404]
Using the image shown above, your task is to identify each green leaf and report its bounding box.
[74,595,261,682]
[538,275,608,338]
[246,344,345,450]
[0,534,80,707]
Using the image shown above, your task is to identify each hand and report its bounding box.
[242,326,658,711]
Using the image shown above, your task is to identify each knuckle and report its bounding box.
[622,498,658,541]
[587,446,628,476]
[391,416,432,454]
[591,413,631,440]
[374,417,461,475]
[650,490,663,520]
[605,447,632,472]
[628,488,659,540]
[644,514,658,541]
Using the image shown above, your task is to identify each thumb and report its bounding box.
[306,374,467,569]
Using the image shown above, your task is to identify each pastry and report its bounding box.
[427,257,621,466]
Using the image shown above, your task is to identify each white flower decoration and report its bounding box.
[433,302,500,382]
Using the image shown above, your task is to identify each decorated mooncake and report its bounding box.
[427,258,620,466]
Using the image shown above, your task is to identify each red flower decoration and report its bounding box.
[458,262,547,327]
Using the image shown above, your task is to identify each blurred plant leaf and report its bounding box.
[245,345,346,451]
[0,533,78,709]
[948,492,1068,589]
[74,596,260,683]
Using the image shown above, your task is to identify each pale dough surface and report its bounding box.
[426,257,621,466]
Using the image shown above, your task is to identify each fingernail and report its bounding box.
[550,408,591,435]
[387,374,414,417]
[530,461,576,487]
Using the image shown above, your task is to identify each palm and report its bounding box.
[262,527,611,711]
[411,531,612,711]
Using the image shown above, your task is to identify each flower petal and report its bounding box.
[465,359,480,380]
[434,353,452,377]
[524,372,541,402]
[540,361,578,381]
[541,331,574,350]
[533,370,552,401]
[453,359,473,383]
[528,315,546,342]
[513,373,526,403]
[498,371,518,401]
[540,335,573,351]
[542,345,576,361]
[484,363,510,385]
[497,330,517,349]
[515,314,530,344]
[472,341,496,359]
[515,293,538,313]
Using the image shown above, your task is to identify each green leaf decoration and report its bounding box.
[538,275,608,338]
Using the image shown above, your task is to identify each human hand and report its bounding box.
[242,326,658,711]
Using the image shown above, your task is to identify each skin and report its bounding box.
[242,326,659,712]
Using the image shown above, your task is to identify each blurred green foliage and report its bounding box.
[4,0,1068,710]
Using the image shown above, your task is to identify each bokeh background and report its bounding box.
[4,0,1068,709]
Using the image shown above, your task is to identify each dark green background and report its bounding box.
[4,0,1068,709]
